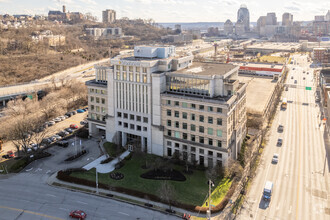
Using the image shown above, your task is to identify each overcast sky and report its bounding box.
[0,0,329,22]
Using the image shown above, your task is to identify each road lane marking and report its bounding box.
[0,205,64,220]
[46,194,56,198]
[118,212,129,216]
[77,201,88,205]
[26,168,33,172]
[296,92,302,220]
[59,207,69,211]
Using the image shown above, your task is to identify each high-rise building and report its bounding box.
[237,4,250,32]
[62,5,66,13]
[266,13,277,25]
[86,45,247,167]
[257,16,267,32]
[224,19,234,35]
[326,10,330,21]
[102,9,116,23]
[282,12,293,26]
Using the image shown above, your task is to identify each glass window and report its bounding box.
[175,111,179,118]
[191,104,196,109]
[167,110,171,116]
[175,121,179,128]
[208,106,213,112]
[136,116,141,121]
[191,124,196,131]
[129,72,133,81]
[168,130,172,136]
[101,90,106,95]
[217,108,222,113]
[143,127,147,131]
[208,128,213,135]
[137,125,141,131]
[124,113,128,119]
[96,97,100,103]
[130,124,134,129]
[208,150,213,156]
[129,66,133,72]
[217,153,222,158]
[89,88,95,93]
[183,145,187,150]
[183,133,188,140]
[182,112,187,119]
[101,98,105,104]
[217,129,222,137]
[136,67,140,72]
[167,100,171,105]
[124,122,128,128]
[90,96,94,102]
[123,66,127,71]
[199,105,204,110]
[117,112,122,117]
[175,143,180,148]
[136,74,140,82]
[191,146,196,152]
[208,117,213,124]
[175,131,180,138]
[199,149,204,154]
[167,141,171,146]
[199,137,204,144]
[217,118,222,126]
[191,114,195,121]
[142,67,147,73]
[101,107,106,113]
[183,123,187,130]
[143,117,148,123]
[167,120,171,126]
[91,105,94,111]
[96,106,100,112]
[174,101,179,106]
[191,134,196,142]
[143,75,147,83]
[199,115,204,122]
[123,72,127,80]
[130,114,134,120]
[182,102,188,108]
[217,141,222,148]
[118,121,122,126]
[199,126,204,133]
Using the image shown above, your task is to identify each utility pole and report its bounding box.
[207,180,214,220]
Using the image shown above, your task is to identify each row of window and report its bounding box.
[114,65,147,73]
[115,72,148,83]
[90,96,106,104]
[166,121,223,136]
[90,113,105,122]
[117,112,149,123]
[167,130,223,147]
[118,121,148,132]
[166,100,223,113]
[90,105,106,113]
[166,110,223,125]
[89,88,106,94]
[166,142,222,158]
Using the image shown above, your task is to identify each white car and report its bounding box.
[272,154,279,164]
[53,117,62,123]
[59,116,66,121]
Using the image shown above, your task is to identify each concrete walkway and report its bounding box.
[83,150,130,174]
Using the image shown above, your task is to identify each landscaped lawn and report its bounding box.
[70,154,229,206]
[201,178,232,207]
[103,142,125,157]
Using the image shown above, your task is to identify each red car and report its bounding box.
[69,210,87,219]
[70,124,78,129]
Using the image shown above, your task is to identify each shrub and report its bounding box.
[140,169,186,181]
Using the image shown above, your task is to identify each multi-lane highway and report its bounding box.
[238,54,330,220]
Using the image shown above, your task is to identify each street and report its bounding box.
[238,54,330,220]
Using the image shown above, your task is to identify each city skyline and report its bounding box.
[0,0,329,23]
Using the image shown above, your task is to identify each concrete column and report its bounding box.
[122,132,127,147]
[141,136,145,152]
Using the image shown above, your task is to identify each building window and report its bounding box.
[117,112,121,117]
[124,113,128,119]
[217,152,222,158]
[217,108,222,113]
[123,66,127,71]
[167,110,172,116]
[209,139,213,146]
[101,90,106,95]
[130,114,134,120]
[129,72,133,81]
[217,129,222,137]
[199,126,204,133]
[124,122,128,128]
[167,130,172,136]
[191,124,196,131]
[90,96,94,102]
[142,67,147,73]
[199,105,204,110]
[182,123,187,130]
[130,124,135,129]
[143,127,147,131]
[143,117,148,123]
[143,75,147,83]
[91,105,95,111]
[101,98,105,104]
[191,114,195,121]
[118,121,122,126]
[208,117,213,124]
[174,131,180,138]
[191,103,196,109]
[182,102,188,108]
[191,147,196,152]
[182,112,187,119]
[208,151,213,156]
[217,118,222,126]
[136,116,141,121]
[208,106,213,112]
[129,66,133,72]
[199,148,204,154]
[96,97,100,103]
[136,67,140,72]
[175,121,180,128]
[175,111,179,118]
[167,100,171,105]
[123,72,127,80]
[208,128,213,135]
[89,88,95,93]
[183,133,188,140]
[136,74,140,82]
[191,135,196,142]
[183,145,187,150]
[167,120,171,126]
[137,125,141,131]
[175,143,180,148]
[167,148,172,157]
[174,101,179,106]
[199,115,204,122]
[101,107,106,113]
[217,141,222,148]
[167,141,171,146]
[95,106,100,112]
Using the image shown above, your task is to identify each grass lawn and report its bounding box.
[70,154,230,206]
[103,142,125,157]
[0,157,28,174]
[201,178,232,207]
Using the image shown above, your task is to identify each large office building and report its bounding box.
[237,4,250,32]
[86,46,247,167]
[282,13,293,26]
[102,9,116,23]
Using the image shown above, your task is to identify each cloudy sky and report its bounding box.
[0,0,329,22]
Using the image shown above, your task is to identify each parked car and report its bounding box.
[65,112,72,117]
[77,109,85,113]
[272,154,279,164]
[47,121,55,126]
[70,124,78,129]
[69,210,87,219]
[53,117,62,123]
[58,131,69,137]
[65,128,74,133]
[277,138,283,146]
[294,80,297,84]
[57,140,69,147]
[277,125,284,132]
[30,143,38,150]
[285,87,288,91]
[83,107,88,111]
[42,138,52,145]
[291,76,294,79]
[80,120,88,125]
[71,110,77,115]
[59,116,66,120]
[2,151,15,159]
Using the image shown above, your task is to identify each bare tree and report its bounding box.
[224,158,243,180]
[158,181,175,210]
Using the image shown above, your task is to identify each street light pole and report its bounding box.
[96,169,99,194]
[207,180,214,220]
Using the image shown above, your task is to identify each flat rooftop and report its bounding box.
[239,75,277,115]
[175,62,237,76]
[246,42,301,51]
[237,62,283,70]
